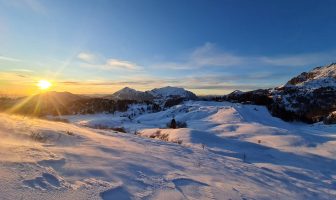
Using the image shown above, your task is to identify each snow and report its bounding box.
[149,86,196,99]
[285,63,336,89]
[0,101,336,199]
[103,86,196,102]
[105,87,153,101]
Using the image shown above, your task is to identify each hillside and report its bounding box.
[1,101,335,199]
[2,91,85,116]
[224,63,336,123]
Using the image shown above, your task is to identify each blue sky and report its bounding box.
[1,0,336,95]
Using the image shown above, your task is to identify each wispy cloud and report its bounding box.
[77,52,141,71]
[0,55,21,62]
[154,43,245,70]
[154,43,336,70]
[104,59,140,70]
[57,72,281,94]
[0,72,31,82]
[10,68,33,72]
[77,52,96,63]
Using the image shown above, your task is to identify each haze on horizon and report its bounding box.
[1,0,336,96]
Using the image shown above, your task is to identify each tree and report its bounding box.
[170,118,177,129]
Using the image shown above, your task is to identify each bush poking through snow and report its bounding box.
[65,131,74,136]
[92,124,127,133]
[30,131,46,142]
[111,127,127,133]
[47,117,69,123]
[147,130,183,144]
[149,130,168,141]
[172,139,183,145]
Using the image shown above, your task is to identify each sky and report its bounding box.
[1,0,336,96]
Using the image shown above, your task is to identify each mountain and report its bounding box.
[149,86,197,100]
[224,63,336,124]
[285,63,336,89]
[105,87,154,101]
[2,91,85,116]
[271,63,336,123]
[104,86,197,108]
[148,86,198,107]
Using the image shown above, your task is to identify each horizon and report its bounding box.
[1,0,336,95]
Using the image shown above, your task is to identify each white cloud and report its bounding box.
[105,59,140,70]
[77,52,141,71]
[258,52,336,67]
[0,56,21,62]
[77,52,96,63]
[10,68,33,72]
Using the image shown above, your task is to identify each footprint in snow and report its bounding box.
[22,172,65,190]
[100,186,133,200]
[172,178,215,200]
[135,172,214,200]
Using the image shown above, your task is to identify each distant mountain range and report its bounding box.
[1,64,336,124]
[0,86,197,116]
[105,86,197,102]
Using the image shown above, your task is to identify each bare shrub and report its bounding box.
[48,117,69,123]
[65,131,74,136]
[30,131,46,142]
[92,124,127,133]
[111,127,126,133]
[158,133,169,141]
[172,139,183,144]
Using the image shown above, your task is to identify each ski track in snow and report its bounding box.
[0,101,335,199]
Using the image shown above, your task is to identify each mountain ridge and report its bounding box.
[223,62,336,123]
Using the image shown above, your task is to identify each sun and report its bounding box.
[37,80,52,90]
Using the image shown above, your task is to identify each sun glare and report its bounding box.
[37,80,52,90]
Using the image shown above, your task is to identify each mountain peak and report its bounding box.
[285,63,336,89]
[149,86,197,99]
[107,87,153,101]
[118,86,136,92]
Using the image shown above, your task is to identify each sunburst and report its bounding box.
[37,80,52,90]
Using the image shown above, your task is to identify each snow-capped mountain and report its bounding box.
[224,63,336,123]
[105,86,197,107]
[105,87,154,101]
[149,86,197,100]
[285,63,336,89]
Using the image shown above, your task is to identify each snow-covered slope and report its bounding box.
[105,87,154,101]
[36,100,336,199]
